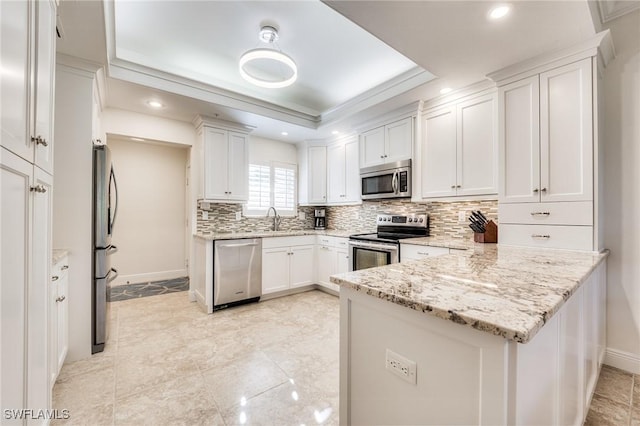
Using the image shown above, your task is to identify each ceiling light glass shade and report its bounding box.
[239,48,298,89]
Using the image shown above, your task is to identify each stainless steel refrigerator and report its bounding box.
[92,144,118,354]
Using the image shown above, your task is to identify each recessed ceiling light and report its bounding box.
[130,137,145,142]
[281,131,289,136]
[489,5,510,20]
[331,130,340,135]
[440,87,452,95]
[147,100,164,108]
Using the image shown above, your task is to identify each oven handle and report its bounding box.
[348,240,399,253]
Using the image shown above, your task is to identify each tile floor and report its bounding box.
[53,290,638,425]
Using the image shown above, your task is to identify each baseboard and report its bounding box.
[188,289,196,302]
[111,269,188,287]
[604,347,640,374]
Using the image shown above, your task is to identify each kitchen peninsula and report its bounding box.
[331,244,607,425]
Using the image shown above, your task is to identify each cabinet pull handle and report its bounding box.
[540,188,547,192]
[533,188,539,193]
[456,185,461,189]
[56,295,66,303]
[531,234,551,239]
[530,212,551,217]
[52,275,59,281]
[61,265,69,270]
[451,185,456,189]
[30,185,47,193]
[31,136,48,147]
[417,252,430,255]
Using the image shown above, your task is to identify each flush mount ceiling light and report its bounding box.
[489,4,511,19]
[239,25,297,89]
[146,100,164,108]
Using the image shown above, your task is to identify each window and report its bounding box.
[245,161,297,216]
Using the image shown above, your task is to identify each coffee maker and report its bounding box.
[314,209,326,230]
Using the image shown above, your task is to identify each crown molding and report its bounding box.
[352,100,422,133]
[192,115,256,133]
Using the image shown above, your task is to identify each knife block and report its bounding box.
[473,220,498,243]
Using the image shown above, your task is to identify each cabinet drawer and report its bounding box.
[262,235,315,249]
[317,235,348,248]
[499,202,592,226]
[400,244,450,262]
[499,224,593,251]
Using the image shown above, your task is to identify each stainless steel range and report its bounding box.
[349,213,429,271]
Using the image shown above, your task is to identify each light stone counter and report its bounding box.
[194,229,367,240]
[52,249,70,266]
[401,235,475,250]
[330,244,608,343]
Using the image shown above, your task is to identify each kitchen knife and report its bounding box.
[475,210,488,223]
[469,222,484,233]
[471,211,486,225]
[469,215,485,229]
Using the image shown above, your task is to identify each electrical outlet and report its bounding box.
[458,210,466,224]
[385,349,417,384]
[235,211,242,221]
[202,211,209,220]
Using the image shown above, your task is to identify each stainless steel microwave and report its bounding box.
[360,159,411,200]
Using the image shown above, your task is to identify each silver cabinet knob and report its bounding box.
[541,188,547,192]
[30,185,47,193]
[51,276,59,281]
[456,185,461,188]
[56,295,66,303]
[61,265,69,270]
[451,185,456,189]
[31,136,48,147]
[533,188,539,193]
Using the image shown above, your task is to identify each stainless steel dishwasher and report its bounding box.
[213,238,262,311]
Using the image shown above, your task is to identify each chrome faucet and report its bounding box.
[266,206,282,231]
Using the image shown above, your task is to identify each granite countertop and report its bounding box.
[194,229,367,240]
[330,245,608,344]
[401,236,475,251]
[52,249,70,266]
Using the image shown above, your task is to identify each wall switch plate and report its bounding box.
[202,211,209,220]
[298,211,306,220]
[235,211,242,221]
[458,210,466,224]
[385,349,417,385]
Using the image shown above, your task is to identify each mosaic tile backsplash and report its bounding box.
[197,199,498,239]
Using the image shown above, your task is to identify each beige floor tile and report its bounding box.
[632,406,640,426]
[584,393,631,426]
[53,366,115,416]
[221,380,338,426]
[114,373,224,426]
[634,375,640,408]
[594,365,634,405]
[201,350,289,411]
[57,351,116,382]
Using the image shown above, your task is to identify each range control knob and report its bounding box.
[408,217,413,223]
[378,217,383,221]
[419,218,424,223]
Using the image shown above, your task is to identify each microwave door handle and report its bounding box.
[392,171,399,194]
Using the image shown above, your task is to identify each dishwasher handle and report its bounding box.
[218,242,259,248]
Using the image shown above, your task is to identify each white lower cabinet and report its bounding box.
[316,236,349,292]
[49,256,69,389]
[262,236,315,295]
[400,244,450,262]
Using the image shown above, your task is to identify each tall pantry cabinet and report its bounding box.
[1,0,57,419]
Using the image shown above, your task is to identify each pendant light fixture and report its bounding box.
[239,25,298,89]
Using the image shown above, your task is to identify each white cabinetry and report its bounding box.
[360,117,413,168]
[49,256,69,389]
[493,45,606,251]
[195,117,251,202]
[1,0,56,415]
[420,92,497,199]
[327,137,360,204]
[400,244,450,262]
[262,236,315,295]
[307,146,327,204]
[316,236,349,292]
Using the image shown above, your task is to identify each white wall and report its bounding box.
[249,135,297,165]
[101,108,196,146]
[602,10,640,373]
[108,138,189,285]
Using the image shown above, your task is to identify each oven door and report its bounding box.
[348,240,399,271]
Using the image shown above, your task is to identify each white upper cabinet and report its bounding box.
[420,92,497,199]
[327,137,360,204]
[500,58,592,204]
[360,117,413,168]
[197,118,250,202]
[0,0,56,174]
[308,145,327,204]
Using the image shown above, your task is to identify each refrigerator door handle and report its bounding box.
[109,166,119,234]
[106,245,118,255]
[106,268,119,283]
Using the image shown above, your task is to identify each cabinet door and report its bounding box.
[385,117,413,163]
[57,269,69,374]
[360,126,385,167]
[203,127,229,199]
[344,139,360,202]
[327,144,346,203]
[308,146,327,204]
[290,245,315,288]
[499,76,540,203]
[227,131,248,201]
[262,247,290,294]
[0,0,32,161]
[457,94,498,196]
[336,248,349,274]
[421,106,457,198]
[49,273,58,388]
[33,0,56,174]
[540,59,593,202]
[28,166,52,412]
[316,245,336,286]
[0,148,31,413]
